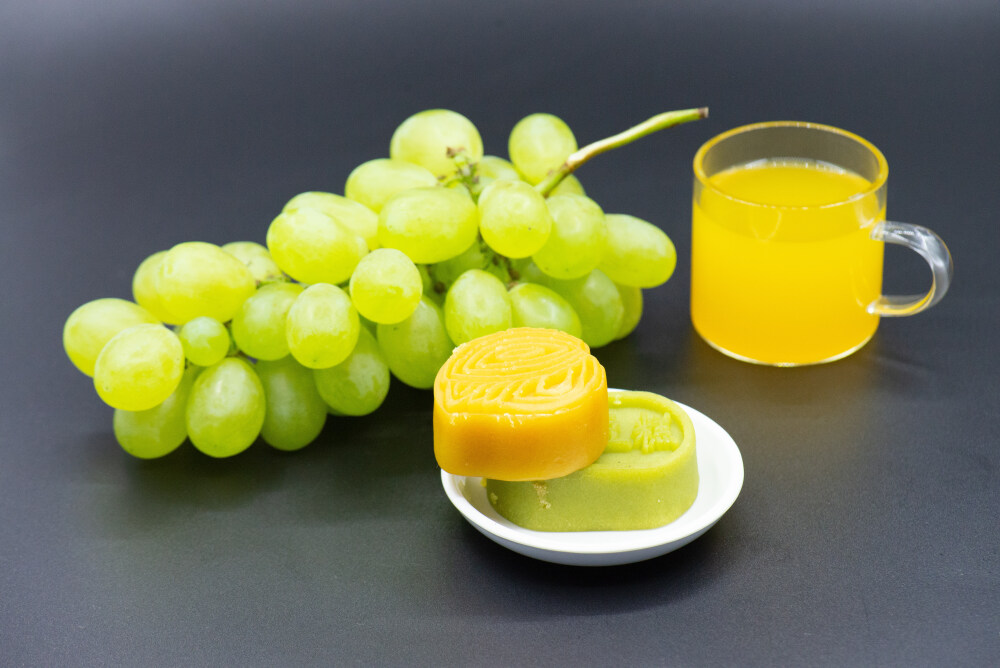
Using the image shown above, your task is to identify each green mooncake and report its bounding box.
[486,390,699,531]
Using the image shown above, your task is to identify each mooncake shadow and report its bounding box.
[290,381,444,523]
[442,518,731,617]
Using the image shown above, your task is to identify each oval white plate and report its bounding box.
[440,401,744,566]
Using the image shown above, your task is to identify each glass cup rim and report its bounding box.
[693,121,890,210]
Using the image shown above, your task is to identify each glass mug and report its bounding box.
[690,121,952,366]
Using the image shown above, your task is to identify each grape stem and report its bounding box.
[444,148,482,196]
[534,107,709,196]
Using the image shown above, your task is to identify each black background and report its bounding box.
[2,1,998,665]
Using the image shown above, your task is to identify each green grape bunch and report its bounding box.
[62,106,707,459]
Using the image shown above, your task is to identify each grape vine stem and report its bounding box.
[535,107,708,196]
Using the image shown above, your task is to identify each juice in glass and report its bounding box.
[691,158,884,365]
[690,121,952,366]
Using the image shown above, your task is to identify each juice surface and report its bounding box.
[691,159,884,365]
[713,159,871,206]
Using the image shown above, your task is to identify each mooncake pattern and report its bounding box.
[433,328,608,481]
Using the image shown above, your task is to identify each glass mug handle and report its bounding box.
[868,221,954,317]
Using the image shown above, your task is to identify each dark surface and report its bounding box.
[2,1,999,665]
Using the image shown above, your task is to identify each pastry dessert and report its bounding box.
[433,327,608,481]
[486,390,698,531]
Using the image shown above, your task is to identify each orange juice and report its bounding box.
[691,159,885,365]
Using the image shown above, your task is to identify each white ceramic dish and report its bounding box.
[440,401,744,566]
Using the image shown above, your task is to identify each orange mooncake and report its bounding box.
[433,327,608,481]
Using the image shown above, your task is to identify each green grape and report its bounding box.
[93,324,185,411]
[64,298,160,376]
[507,257,548,284]
[282,191,380,250]
[255,356,328,452]
[503,257,529,285]
[376,296,454,389]
[113,365,199,459]
[378,186,479,264]
[418,264,447,307]
[549,173,585,197]
[532,194,608,280]
[615,283,643,340]
[508,113,578,185]
[447,183,474,199]
[179,316,230,367]
[542,269,625,348]
[231,282,304,361]
[478,178,553,258]
[389,109,484,178]
[427,239,498,287]
[443,269,513,345]
[155,241,257,323]
[186,357,265,458]
[221,241,286,285]
[132,251,181,323]
[359,312,378,334]
[507,282,582,338]
[348,248,423,324]
[266,208,368,285]
[475,155,521,187]
[472,155,522,195]
[418,263,437,297]
[286,283,360,369]
[344,159,438,214]
[313,327,390,416]
[598,213,677,287]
